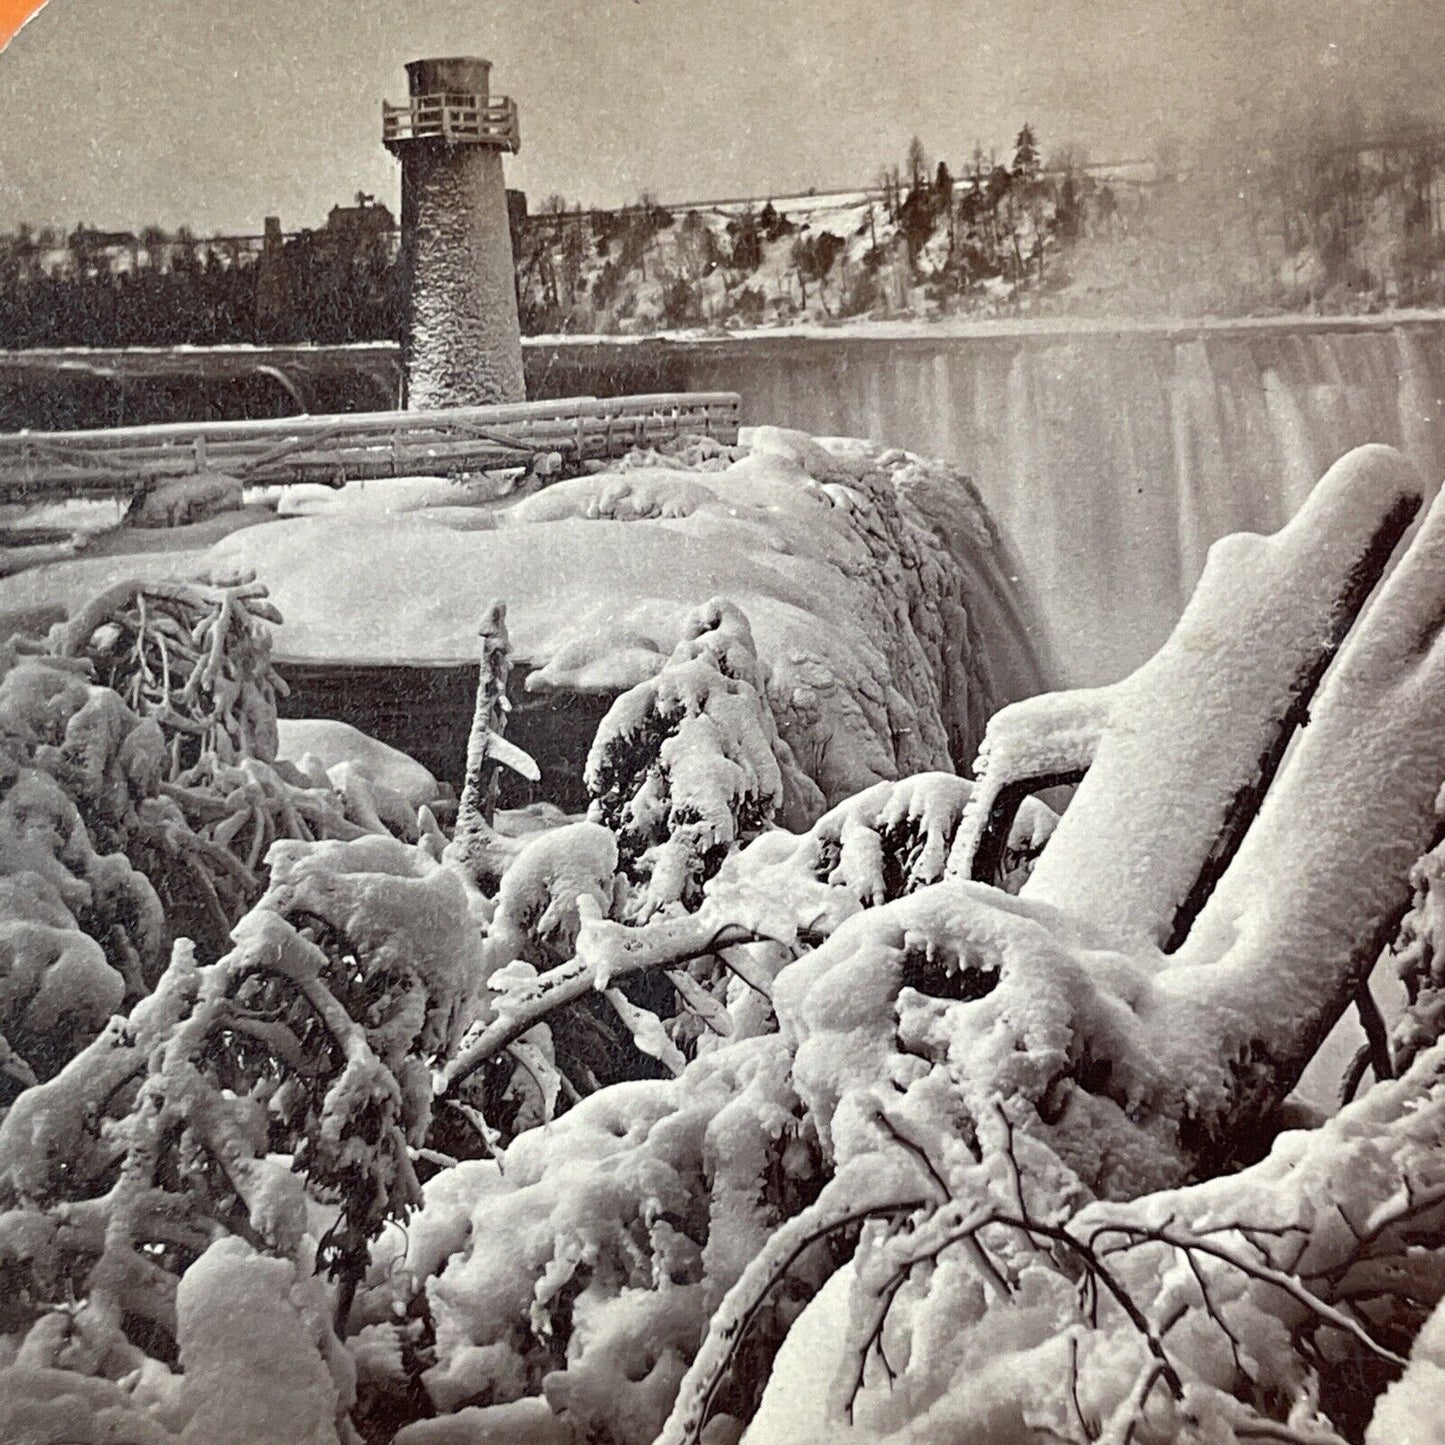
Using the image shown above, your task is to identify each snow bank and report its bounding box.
[955,443,1427,946]
[0,1365,175,1444]
[271,474,507,518]
[204,432,1045,810]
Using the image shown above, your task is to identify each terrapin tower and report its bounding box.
[383,58,526,408]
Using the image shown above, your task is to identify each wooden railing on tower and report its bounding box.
[382,94,520,152]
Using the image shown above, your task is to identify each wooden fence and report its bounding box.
[0,392,741,503]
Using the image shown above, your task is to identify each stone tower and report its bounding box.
[383,57,526,409]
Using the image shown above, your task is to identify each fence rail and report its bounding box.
[0,392,741,503]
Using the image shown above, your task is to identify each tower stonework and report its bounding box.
[384,57,526,408]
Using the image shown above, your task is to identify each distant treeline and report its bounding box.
[4,120,1445,348]
[505,125,1129,334]
[0,225,401,349]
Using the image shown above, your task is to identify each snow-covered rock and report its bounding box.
[275,717,441,809]
[174,1238,351,1445]
[130,472,244,529]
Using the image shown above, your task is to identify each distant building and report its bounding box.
[68,225,140,252]
[318,195,398,265]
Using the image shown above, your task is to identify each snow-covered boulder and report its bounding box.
[130,472,244,529]
[276,718,441,810]
[174,1238,353,1445]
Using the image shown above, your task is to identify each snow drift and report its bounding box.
[207,428,1048,807]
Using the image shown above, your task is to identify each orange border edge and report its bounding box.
[0,0,49,50]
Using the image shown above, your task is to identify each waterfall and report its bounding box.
[11,318,1444,693]
[631,318,1445,686]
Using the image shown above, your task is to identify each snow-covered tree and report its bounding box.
[586,599,789,918]
[0,830,481,1378]
[0,437,1442,1445]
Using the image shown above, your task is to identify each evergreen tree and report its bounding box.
[728,206,764,273]
[934,161,958,259]
[906,135,929,196]
[1011,123,1041,184]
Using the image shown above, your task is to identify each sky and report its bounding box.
[1,0,1443,235]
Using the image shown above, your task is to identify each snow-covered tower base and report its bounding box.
[384,57,526,409]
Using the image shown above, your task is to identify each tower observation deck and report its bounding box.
[383,58,526,409]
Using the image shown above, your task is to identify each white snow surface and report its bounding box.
[960,444,1429,947]
[276,717,441,809]
[740,1263,853,1444]
[211,432,1041,806]
[1368,1294,1445,1444]
[173,1238,351,1445]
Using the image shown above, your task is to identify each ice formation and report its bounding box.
[0,647,168,1070]
[743,1036,1445,1444]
